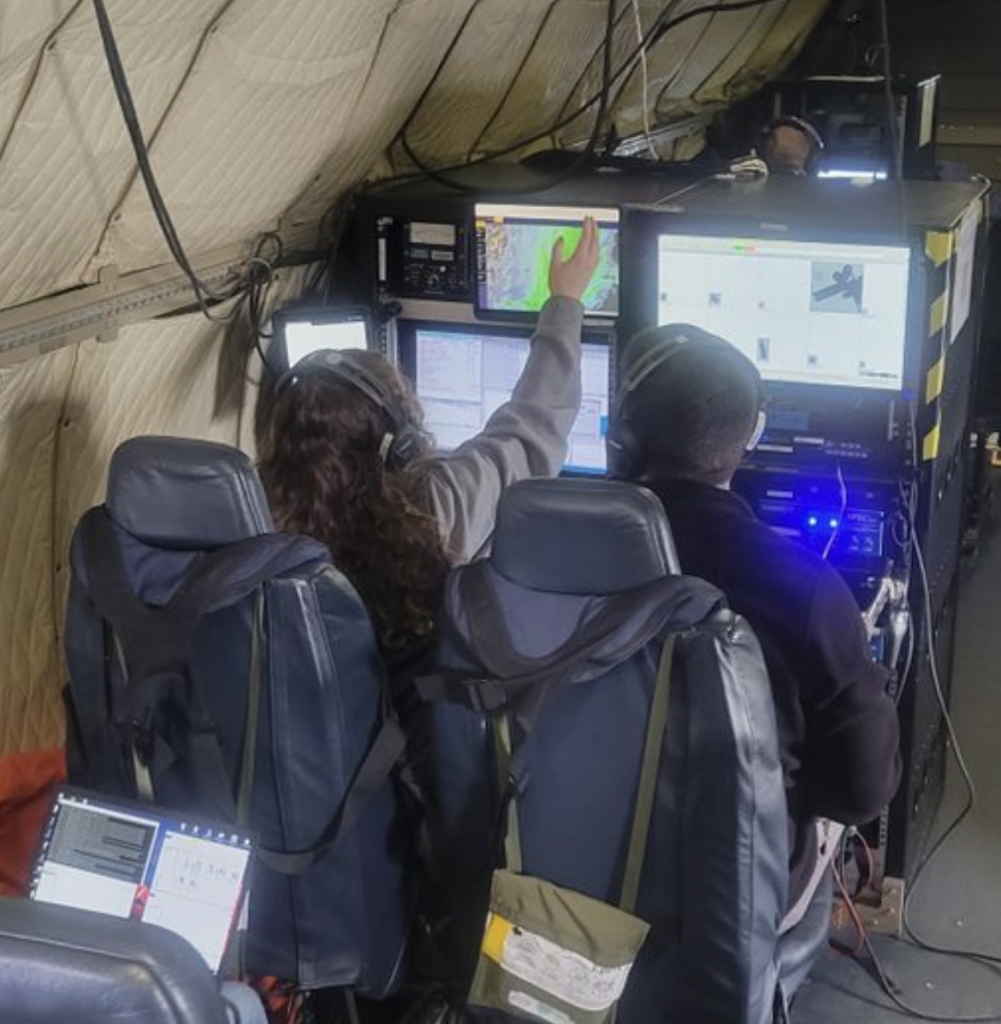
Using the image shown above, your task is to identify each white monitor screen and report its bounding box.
[283,318,368,368]
[656,234,912,390]
[30,789,253,974]
[413,325,610,474]
[475,203,620,318]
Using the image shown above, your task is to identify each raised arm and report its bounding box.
[421,218,601,562]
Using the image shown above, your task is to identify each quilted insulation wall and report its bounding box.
[0,0,828,755]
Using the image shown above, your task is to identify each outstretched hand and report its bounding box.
[549,216,600,302]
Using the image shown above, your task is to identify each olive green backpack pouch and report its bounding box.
[469,869,649,1024]
[467,637,675,1023]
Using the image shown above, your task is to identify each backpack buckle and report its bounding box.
[467,679,506,714]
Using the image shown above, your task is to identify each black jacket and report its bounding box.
[645,478,902,902]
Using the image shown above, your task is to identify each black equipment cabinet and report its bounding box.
[352,168,989,882]
[620,177,990,881]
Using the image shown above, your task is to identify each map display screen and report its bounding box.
[657,233,911,391]
[475,203,619,318]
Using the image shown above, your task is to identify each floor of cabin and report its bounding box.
[793,471,1001,1024]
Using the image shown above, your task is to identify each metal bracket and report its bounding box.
[0,222,322,365]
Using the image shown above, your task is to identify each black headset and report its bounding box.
[275,349,422,471]
[757,115,825,174]
[606,328,698,480]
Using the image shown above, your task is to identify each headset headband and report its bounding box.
[277,349,403,427]
[616,326,722,401]
[275,349,421,469]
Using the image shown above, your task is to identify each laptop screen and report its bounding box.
[29,788,254,973]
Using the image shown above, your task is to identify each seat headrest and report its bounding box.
[107,436,274,550]
[491,478,680,594]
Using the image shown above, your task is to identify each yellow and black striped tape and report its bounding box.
[921,229,954,461]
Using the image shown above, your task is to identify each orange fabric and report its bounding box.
[0,749,66,896]
[249,977,304,1024]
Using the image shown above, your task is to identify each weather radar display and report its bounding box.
[475,203,619,318]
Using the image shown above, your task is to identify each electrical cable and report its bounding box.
[92,0,245,323]
[832,860,868,958]
[610,0,788,133]
[852,828,876,895]
[390,0,788,194]
[877,0,904,181]
[898,405,978,901]
[399,0,620,196]
[855,922,1001,1024]
[824,404,1001,1021]
[629,0,658,160]
[822,460,848,561]
[848,406,1001,1021]
[245,234,285,377]
[652,173,722,207]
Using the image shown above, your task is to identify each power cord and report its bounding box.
[650,157,767,208]
[390,0,788,194]
[822,460,848,561]
[91,0,247,323]
[398,0,620,197]
[245,233,283,376]
[629,0,658,160]
[877,0,904,182]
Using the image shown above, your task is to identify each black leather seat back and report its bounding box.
[0,897,229,1024]
[423,478,789,1024]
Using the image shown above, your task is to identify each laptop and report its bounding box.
[29,786,254,973]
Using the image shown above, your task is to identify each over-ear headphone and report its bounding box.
[606,330,692,480]
[276,349,422,471]
[757,115,825,175]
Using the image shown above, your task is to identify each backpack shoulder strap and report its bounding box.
[257,716,407,874]
[74,506,405,863]
[420,564,724,737]
[73,507,328,817]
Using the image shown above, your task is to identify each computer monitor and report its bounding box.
[655,233,912,391]
[474,202,620,319]
[273,306,371,370]
[398,321,611,475]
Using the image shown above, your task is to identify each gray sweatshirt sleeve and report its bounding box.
[416,295,584,563]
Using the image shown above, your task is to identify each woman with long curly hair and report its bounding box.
[258,220,599,667]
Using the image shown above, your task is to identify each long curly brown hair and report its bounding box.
[258,352,449,657]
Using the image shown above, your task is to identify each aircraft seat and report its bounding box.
[0,896,240,1024]
[421,477,799,1024]
[62,435,410,994]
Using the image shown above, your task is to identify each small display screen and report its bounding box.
[276,308,370,370]
[656,233,911,390]
[475,203,620,318]
[403,322,611,475]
